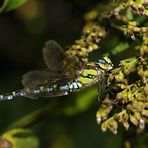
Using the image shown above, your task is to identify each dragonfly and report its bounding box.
[0,40,113,102]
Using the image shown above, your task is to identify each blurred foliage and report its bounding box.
[0,0,147,148]
[0,0,28,12]
[0,128,39,148]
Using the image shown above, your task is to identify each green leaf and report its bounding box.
[0,0,28,13]
[1,128,39,148]
[63,86,97,116]
[7,102,57,129]
[126,7,134,20]
[111,42,129,55]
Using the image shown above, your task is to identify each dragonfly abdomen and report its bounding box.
[0,90,26,102]
[0,80,82,101]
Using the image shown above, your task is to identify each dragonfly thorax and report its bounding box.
[77,57,113,87]
[77,62,102,86]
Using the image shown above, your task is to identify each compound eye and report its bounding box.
[97,57,113,71]
[98,59,106,64]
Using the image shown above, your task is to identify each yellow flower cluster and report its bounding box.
[96,55,148,134]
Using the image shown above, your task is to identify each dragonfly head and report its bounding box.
[97,57,114,71]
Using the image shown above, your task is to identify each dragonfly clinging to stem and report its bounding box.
[0,40,113,102]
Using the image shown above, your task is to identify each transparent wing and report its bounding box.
[22,40,82,89]
[43,40,83,73]
[43,40,65,71]
[22,70,51,88]
[22,70,76,89]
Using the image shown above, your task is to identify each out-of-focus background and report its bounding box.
[0,0,123,147]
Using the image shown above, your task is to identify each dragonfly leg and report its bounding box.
[97,78,106,102]
[97,78,122,108]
